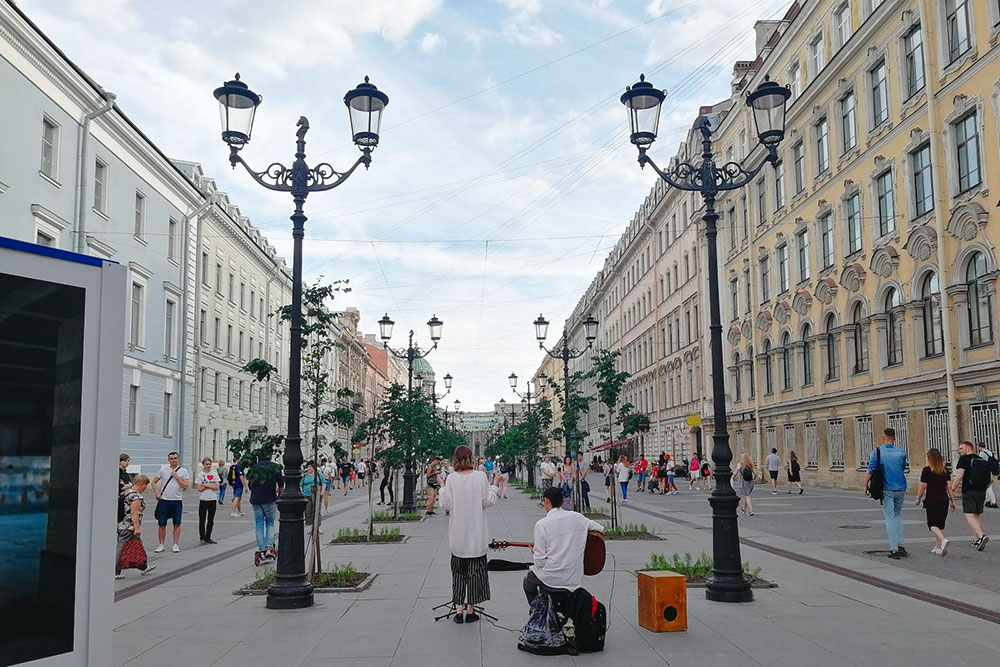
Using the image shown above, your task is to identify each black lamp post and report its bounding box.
[378,313,443,511]
[534,314,598,456]
[213,73,388,610]
[621,73,790,603]
[418,372,453,408]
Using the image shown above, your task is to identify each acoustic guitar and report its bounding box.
[488,530,606,575]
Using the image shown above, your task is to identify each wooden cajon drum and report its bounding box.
[637,571,687,632]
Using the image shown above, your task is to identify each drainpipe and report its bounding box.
[919,0,960,460]
[73,92,116,254]
[179,194,215,472]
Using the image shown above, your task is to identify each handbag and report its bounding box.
[119,535,148,571]
[868,447,884,502]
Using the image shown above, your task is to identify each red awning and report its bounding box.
[588,439,628,453]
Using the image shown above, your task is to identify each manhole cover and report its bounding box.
[837,525,871,530]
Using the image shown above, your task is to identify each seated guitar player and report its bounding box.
[523,486,605,604]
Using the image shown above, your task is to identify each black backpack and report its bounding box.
[741,465,753,482]
[967,457,993,489]
[564,588,606,653]
[867,447,884,502]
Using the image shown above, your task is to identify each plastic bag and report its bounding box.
[518,593,566,655]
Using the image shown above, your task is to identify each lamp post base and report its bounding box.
[266,582,315,609]
[704,489,753,603]
[401,461,416,512]
[266,492,314,609]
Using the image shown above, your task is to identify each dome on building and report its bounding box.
[412,356,434,377]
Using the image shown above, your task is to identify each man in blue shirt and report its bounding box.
[864,427,909,559]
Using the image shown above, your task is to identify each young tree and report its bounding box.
[547,371,592,454]
[588,349,631,444]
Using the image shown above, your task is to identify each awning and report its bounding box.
[588,439,628,453]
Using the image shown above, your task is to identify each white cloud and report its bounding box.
[419,32,444,54]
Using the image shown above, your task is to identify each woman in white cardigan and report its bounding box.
[440,445,499,623]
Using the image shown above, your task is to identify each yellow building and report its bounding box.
[707,0,1000,489]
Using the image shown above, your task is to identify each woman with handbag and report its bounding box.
[116,474,156,579]
[732,455,756,516]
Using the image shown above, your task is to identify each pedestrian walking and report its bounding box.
[766,448,781,495]
[864,427,909,559]
[439,445,499,623]
[494,459,510,499]
[732,454,755,516]
[228,459,247,516]
[688,455,700,490]
[195,457,220,544]
[152,451,190,554]
[635,455,648,493]
[700,460,712,491]
[560,456,576,510]
[378,457,395,505]
[656,455,669,494]
[426,456,442,515]
[249,455,283,562]
[357,459,367,488]
[577,456,591,510]
[978,443,999,508]
[217,459,228,505]
[666,456,679,494]
[785,451,803,494]
[603,460,613,503]
[952,440,994,551]
[116,474,156,578]
[915,447,955,556]
[615,455,631,504]
[303,461,320,529]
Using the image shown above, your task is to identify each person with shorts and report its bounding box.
[228,459,247,517]
[152,451,190,553]
[688,455,700,490]
[766,448,781,495]
[357,459,367,488]
[338,459,351,495]
[953,440,992,551]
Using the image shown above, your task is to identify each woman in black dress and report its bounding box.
[785,451,803,494]
[915,447,956,556]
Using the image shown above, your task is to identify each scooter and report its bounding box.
[253,544,277,566]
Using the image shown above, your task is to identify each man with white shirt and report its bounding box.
[152,451,190,553]
[539,455,557,490]
[523,486,604,604]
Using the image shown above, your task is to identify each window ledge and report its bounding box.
[867,119,893,144]
[134,236,148,246]
[813,169,833,189]
[851,368,870,377]
[942,48,977,79]
[966,341,994,351]
[93,208,110,221]
[844,249,864,263]
[38,171,61,188]
[921,352,944,360]
[884,361,904,369]
[168,258,180,267]
[951,184,987,208]
[830,465,844,472]
[872,230,900,250]
[899,90,926,117]
[837,145,861,169]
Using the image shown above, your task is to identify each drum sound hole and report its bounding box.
[663,605,678,622]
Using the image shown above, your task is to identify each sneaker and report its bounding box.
[172,544,180,553]
[199,539,207,545]
[940,539,950,557]
[897,545,909,557]
[230,513,239,518]
[888,550,903,560]
[748,511,754,516]
[799,489,804,494]
[141,564,157,575]
[739,506,746,515]
[154,544,165,553]
[115,574,125,580]
[977,535,989,552]
[930,547,941,555]
[205,538,217,544]
[771,490,778,495]
[238,512,245,517]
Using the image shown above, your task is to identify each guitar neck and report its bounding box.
[502,541,534,549]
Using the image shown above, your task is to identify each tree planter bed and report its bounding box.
[236,570,375,595]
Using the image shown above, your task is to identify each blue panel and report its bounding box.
[0,235,115,267]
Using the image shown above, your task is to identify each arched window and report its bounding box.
[781,332,792,391]
[801,324,814,385]
[852,303,868,372]
[747,346,756,398]
[825,314,839,380]
[733,353,742,401]
[922,272,943,356]
[967,252,994,345]
[885,287,903,365]
[764,340,774,394]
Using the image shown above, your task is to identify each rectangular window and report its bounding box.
[805,422,819,467]
[946,0,971,62]
[213,317,221,349]
[793,143,805,193]
[214,371,220,404]
[777,245,789,293]
[200,368,207,397]
[847,193,862,254]
[774,161,785,210]
[199,309,207,344]
[741,197,749,239]
[833,4,852,49]
[728,208,737,249]
[128,386,139,435]
[856,415,874,469]
[904,26,925,97]
[238,331,244,360]
[821,213,835,268]
[227,324,234,355]
[201,252,210,284]
[730,278,739,321]
[788,63,801,100]
[870,61,889,126]
[240,282,246,310]
[216,263,223,294]
[164,299,175,358]
[927,408,953,465]
[876,171,896,237]
[35,231,55,247]
[93,159,108,213]
[829,418,845,468]
[912,143,934,216]
[757,178,767,226]
[41,117,58,179]
[130,282,144,347]
[815,118,830,174]
[797,230,810,282]
[887,412,910,459]
[759,257,770,303]
[163,393,172,437]
[955,114,981,193]
[840,92,857,153]
[809,34,825,77]
[743,270,751,314]
[134,192,146,240]
[228,273,235,303]
[250,290,256,318]
[168,218,179,262]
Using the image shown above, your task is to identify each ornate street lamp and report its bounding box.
[534,313,598,456]
[621,73,790,604]
[213,72,388,610]
[380,313,444,511]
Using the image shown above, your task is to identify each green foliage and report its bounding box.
[334,526,401,542]
[548,372,592,448]
[604,522,654,537]
[227,432,285,485]
[587,349,630,439]
[372,510,421,522]
[642,552,763,581]
[374,383,465,465]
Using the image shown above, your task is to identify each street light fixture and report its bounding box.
[534,313,598,455]
[213,72,388,610]
[380,313,444,511]
[621,73,790,604]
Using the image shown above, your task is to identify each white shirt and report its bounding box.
[766,453,780,472]
[540,461,557,480]
[615,462,631,483]
[155,465,190,501]
[531,507,604,590]
[439,470,498,558]
[195,471,220,501]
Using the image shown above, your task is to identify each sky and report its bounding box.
[21,0,791,411]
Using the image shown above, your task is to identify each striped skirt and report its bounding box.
[451,554,490,607]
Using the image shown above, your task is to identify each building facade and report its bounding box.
[714,0,1000,488]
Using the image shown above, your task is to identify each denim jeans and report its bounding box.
[619,481,629,500]
[218,483,227,502]
[882,489,906,550]
[253,502,277,551]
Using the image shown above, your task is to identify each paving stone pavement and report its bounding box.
[112,478,1000,666]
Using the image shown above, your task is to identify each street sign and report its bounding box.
[686,414,702,427]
